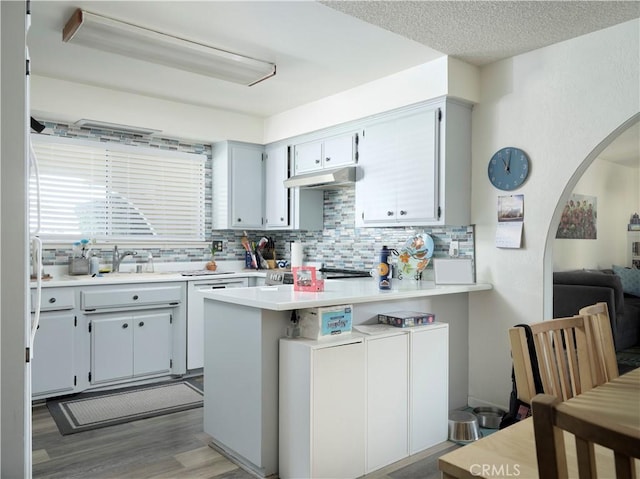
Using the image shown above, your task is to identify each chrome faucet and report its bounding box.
[112,245,137,272]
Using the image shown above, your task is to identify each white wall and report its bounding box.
[263,56,479,143]
[30,76,264,144]
[553,159,639,271]
[469,19,639,408]
[31,56,480,146]
[1,2,31,476]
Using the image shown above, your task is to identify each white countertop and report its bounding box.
[200,278,492,311]
[30,261,265,287]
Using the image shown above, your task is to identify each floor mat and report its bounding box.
[47,378,203,435]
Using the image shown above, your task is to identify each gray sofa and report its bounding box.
[553,270,640,351]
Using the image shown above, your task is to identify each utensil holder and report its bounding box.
[68,257,90,275]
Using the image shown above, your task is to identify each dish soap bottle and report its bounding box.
[90,254,100,275]
[145,252,154,273]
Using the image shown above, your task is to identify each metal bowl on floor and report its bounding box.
[472,407,506,429]
[448,410,481,442]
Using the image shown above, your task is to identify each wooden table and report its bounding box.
[439,368,640,479]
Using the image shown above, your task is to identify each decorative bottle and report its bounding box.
[378,245,392,290]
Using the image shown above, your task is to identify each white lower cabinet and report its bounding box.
[279,324,448,478]
[90,309,172,384]
[31,287,79,398]
[409,323,449,453]
[32,311,77,397]
[279,336,366,479]
[366,331,409,473]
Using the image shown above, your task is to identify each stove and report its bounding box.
[319,267,372,279]
[264,268,371,285]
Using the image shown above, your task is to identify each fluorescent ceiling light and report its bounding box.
[63,9,276,86]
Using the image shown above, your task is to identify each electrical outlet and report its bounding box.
[212,240,223,252]
[449,240,459,257]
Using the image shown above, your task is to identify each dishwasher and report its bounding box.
[187,277,248,370]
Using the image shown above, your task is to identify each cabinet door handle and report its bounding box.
[325,157,331,162]
[280,217,284,221]
[48,297,56,303]
[400,210,407,216]
[315,159,320,164]
[122,323,129,329]
[387,211,394,216]
[138,321,144,327]
[132,295,139,300]
[237,218,242,222]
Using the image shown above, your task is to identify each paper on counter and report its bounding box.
[353,324,397,335]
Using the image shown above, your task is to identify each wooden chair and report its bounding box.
[532,393,640,479]
[509,315,595,403]
[579,302,619,384]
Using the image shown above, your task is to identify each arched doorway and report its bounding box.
[543,113,640,318]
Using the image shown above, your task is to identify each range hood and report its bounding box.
[283,166,357,189]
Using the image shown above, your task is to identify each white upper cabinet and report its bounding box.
[213,141,323,232]
[355,97,472,227]
[263,144,323,231]
[264,145,289,229]
[212,96,469,231]
[293,133,356,175]
[357,107,439,225]
[212,141,264,230]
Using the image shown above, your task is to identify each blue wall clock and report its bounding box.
[488,147,530,190]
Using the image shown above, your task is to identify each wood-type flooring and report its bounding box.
[32,402,455,479]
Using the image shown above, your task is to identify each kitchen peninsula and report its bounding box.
[200,278,491,477]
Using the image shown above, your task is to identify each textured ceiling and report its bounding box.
[321,1,640,66]
[320,1,640,166]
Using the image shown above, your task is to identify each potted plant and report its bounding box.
[206,246,217,271]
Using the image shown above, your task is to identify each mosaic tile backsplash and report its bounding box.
[37,121,474,272]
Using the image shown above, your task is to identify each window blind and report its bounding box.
[30,135,206,241]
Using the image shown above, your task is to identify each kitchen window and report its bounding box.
[30,135,206,242]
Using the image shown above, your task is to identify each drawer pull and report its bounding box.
[132,295,139,300]
[122,323,129,329]
[48,297,56,303]
[138,321,144,327]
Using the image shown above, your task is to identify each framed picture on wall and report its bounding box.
[556,194,597,239]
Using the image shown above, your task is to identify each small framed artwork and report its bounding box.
[292,266,325,292]
[556,194,597,239]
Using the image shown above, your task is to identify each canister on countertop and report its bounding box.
[90,255,100,275]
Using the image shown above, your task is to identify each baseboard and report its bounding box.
[467,396,508,410]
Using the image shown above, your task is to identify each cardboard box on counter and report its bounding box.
[298,304,352,339]
[377,310,436,328]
